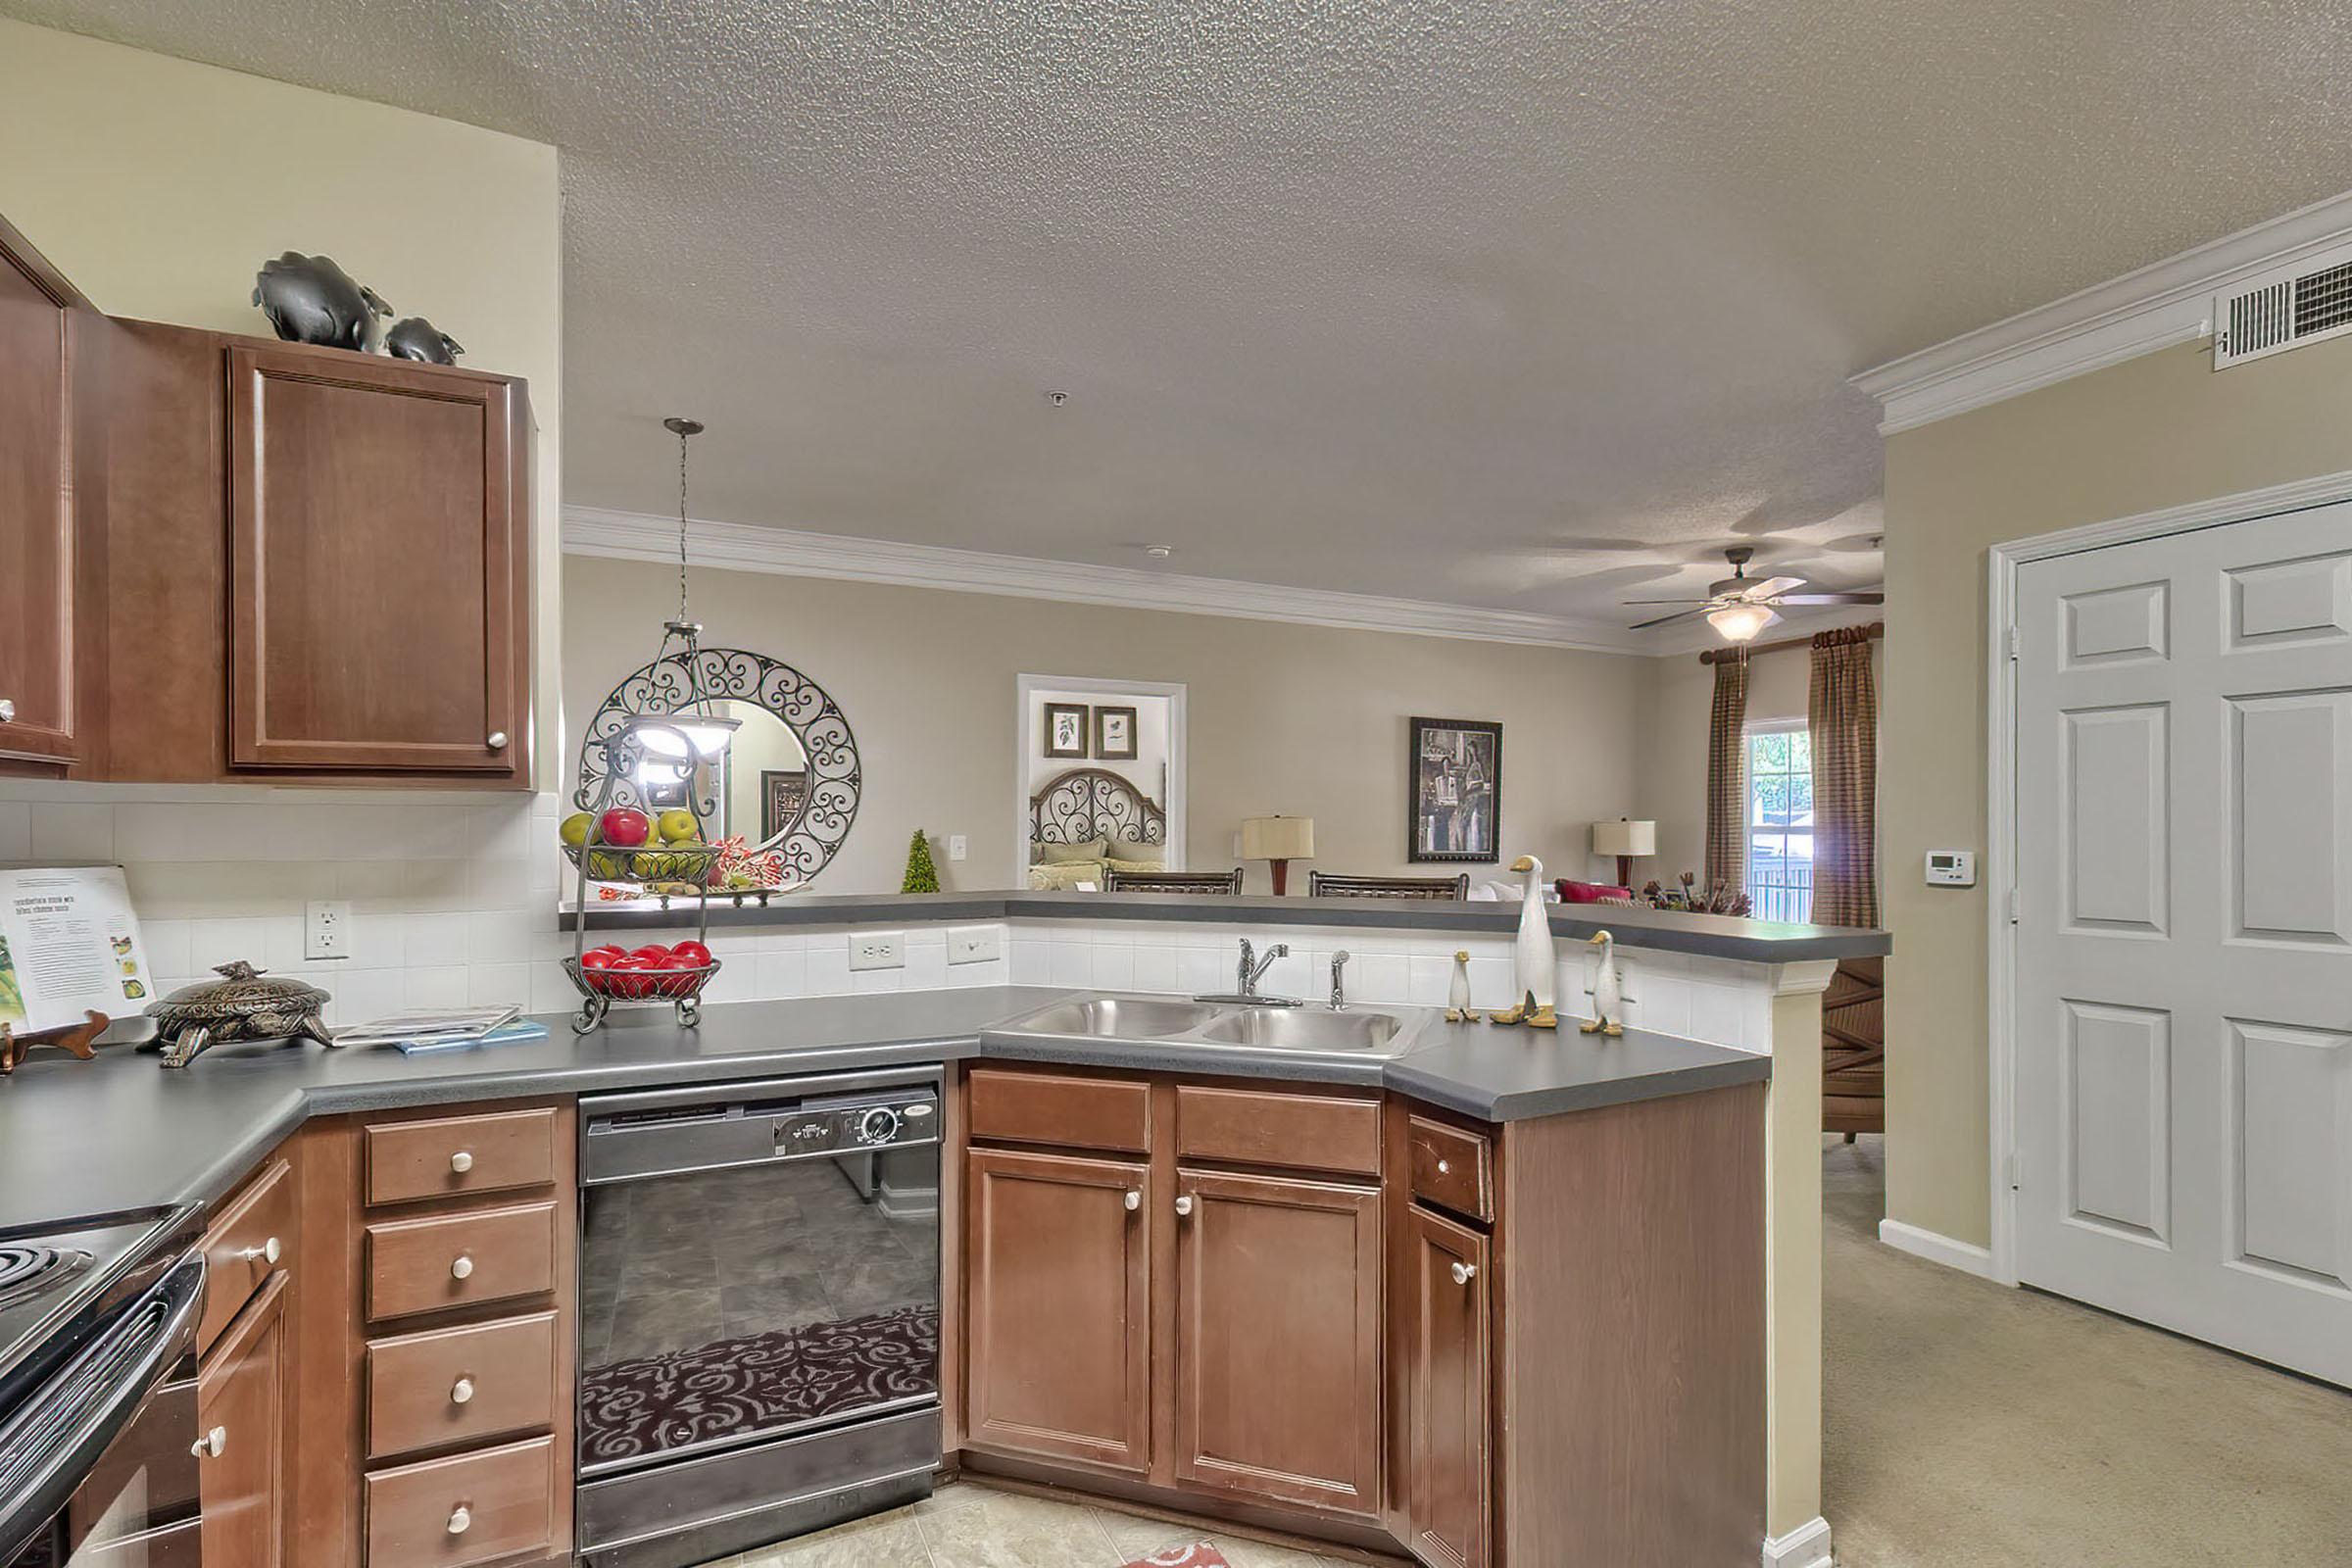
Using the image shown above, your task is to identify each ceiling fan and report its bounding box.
[1624,546,1884,642]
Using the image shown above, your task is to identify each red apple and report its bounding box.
[581,945,625,963]
[658,950,707,972]
[629,944,673,963]
[598,808,652,849]
[668,940,712,967]
[605,955,659,999]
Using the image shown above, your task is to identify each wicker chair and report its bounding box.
[1304,871,1469,901]
[1102,866,1246,895]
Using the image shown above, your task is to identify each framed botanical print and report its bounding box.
[1044,702,1090,759]
[1094,705,1139,760]
[1408,717,1500,863]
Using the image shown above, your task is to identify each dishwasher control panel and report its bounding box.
[774,1089,939,1154]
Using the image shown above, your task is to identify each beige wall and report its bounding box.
[564,555,1650,895]
[0,20,565,780]
[1882,334,2352,1247]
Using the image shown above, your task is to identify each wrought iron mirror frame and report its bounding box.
[575,647,862,888]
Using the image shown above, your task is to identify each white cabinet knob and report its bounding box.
[450,1151,474,1174]
[1449,1261,1477,1286]
[1122,1190,1141,1211]
[1174,1196,1195,1217]
[191,1426,226,1458]
[450,1254,475,1281]
[1437,1159,1450,1175]
[238,1236,281,1265]
[0,699,14,723]
[486,732,508,750]
[447,1506,472,1536]
[451,1377,475,1405]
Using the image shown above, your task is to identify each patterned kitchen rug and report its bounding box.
[1119,1548,1233,1568]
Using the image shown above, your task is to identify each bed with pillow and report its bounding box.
[1027,767,1168,889]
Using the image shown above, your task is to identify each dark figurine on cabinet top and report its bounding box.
[251,252,391,351]
[383,316,466,365]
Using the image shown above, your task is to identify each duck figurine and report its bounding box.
[1446,950,1479,1022]
[1582,930,1624,1036]
[1489,854,1559,1028]
[383,316,466,365]
[252,252,391,351]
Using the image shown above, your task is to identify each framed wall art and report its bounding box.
[1044,702,1090,759]
[1093,705,1139,760]
[1409,717,1500,863]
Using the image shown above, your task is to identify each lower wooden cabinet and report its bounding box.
[963,1147,1152,1472]
[1174,1168,1383,1516]
[1402,1206,1491,1568]
[196,1271,290,1568]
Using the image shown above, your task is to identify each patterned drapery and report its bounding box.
[1704,656,1749,896]
[1807,626,1880,927]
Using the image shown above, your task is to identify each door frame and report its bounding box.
[1012,673,1188,885]
[1984,465,2352,1288]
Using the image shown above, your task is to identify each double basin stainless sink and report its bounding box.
[996,994,1428,1058]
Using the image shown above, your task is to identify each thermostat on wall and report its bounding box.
[1925,850,1977,888]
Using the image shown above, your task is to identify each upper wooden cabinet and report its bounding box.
[226,345,525,774]
[0,214,97,771]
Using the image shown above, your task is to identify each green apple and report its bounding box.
[657,808,699,844]
[559,811,595,848]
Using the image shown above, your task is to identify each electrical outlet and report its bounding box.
[947,834,968,862]
[305,900,352,960]
[850,933,906,971]
[949,927,1002,965]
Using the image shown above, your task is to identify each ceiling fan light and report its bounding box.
[1706,602,1779,643]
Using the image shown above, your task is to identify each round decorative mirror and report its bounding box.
[574,648,861,889]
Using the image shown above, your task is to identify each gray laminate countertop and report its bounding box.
[562,889,1890,963]
[0,988,1767,1234]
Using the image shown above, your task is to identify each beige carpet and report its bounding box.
[1822,1136,2352,1566]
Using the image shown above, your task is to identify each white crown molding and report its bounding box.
[564,506,1661,655]
[1851,186,2352,435]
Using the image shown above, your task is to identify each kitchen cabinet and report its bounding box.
[28,307,534,788]
[0,213,98,772]
[963,1146,1152,1472]
[196,1269,290,1568]
[226,344,526,775]
[1174,1168,1383,1516]
[1401,1205,1490,1568]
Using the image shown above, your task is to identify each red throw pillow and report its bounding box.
[1556,879,1632,904]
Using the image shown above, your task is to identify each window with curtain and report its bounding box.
[1744,721,1813,922]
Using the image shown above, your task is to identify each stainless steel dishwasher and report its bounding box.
[574,1068,943,1568]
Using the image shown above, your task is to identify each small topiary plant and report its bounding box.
[902,829,941,894]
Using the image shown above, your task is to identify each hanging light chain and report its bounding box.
[663,416,705,630]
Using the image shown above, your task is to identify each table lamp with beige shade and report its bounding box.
[1241,815,1315,896]
[1592,817,1656,889]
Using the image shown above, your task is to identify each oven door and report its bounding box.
[577,1072,943,1480]
[0,1255,206,1568]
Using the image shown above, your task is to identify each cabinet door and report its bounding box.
[0,214,88,767]
[1404,1206,1491,1568]
[196,1270,289,1568]
[226,344,524,774]
[964,1148,1152,1471]
[1175,1168,1382,1515]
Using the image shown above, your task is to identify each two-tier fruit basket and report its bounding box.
[563,719,723,1033]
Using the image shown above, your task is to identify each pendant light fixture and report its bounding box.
[1704,601,1779,643]
[624,416,739,775]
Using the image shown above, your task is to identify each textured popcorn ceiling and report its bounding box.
[16,0,2352,632]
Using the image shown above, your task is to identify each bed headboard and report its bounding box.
[1029,767,1167,853]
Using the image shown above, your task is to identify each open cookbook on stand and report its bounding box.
[0,865,154,1036]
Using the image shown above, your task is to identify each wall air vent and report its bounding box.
[2215,249,2352,368]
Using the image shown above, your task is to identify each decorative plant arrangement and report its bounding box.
[902,830,941,894]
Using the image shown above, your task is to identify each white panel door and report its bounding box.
[2016,502,2352,1386]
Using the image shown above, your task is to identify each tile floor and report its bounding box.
[699,1479,1388,1568]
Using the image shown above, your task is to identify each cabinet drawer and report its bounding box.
[364,1434,557,1568]
[368,1313,559,1462]
[198,1156,295,1354]
[1406,1116,1494,1223]
[368,1108,557,1207]
[1176,1085,1381,1176]
[966,1067,1152,1153]
[367,1202,556,1323]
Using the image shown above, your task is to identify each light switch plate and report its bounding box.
[949,927,1002,965]
[947,835,968,862]
[850,933,906,970]
[305,900,352,960]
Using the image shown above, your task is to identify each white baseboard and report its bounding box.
[1762,1515,1834,1568]
[1879,1217,1998,1280]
